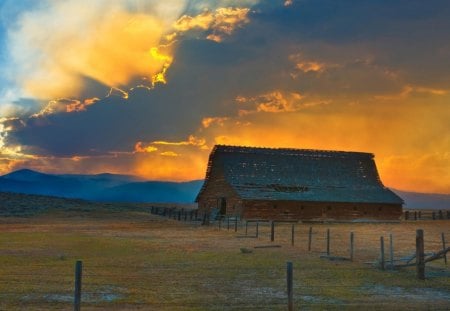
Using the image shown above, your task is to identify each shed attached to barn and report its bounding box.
[195,145,403,221]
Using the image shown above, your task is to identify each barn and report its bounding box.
[195,145,403,221]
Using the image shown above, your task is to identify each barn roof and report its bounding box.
[196,145,403,204]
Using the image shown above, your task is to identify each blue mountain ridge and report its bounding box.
[0,169,449,208]
[0,169,203,203]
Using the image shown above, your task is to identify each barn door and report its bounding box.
[219,197,227,215]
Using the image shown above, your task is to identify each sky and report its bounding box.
[0,0,449,194]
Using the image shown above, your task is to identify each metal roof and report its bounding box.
[196,145,403,204]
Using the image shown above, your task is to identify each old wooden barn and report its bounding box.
[196,145,403,221]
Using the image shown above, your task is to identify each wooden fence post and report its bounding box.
[270,221,275,242]
[234,217,238,232]
[432,211,436,220]
[442,233,447,265]
[418,211,422,219]
[74,260,82,311]
[414,211,417,221]
[350,232,354,261]
[256,221,259,238]
[389,233,394,269]
[291,224,295,246]
[308,227,312,251]
[287,261,293,311]
[380,236,385,270]
[439,210,443,220]
[416,229,425,279]
[405,211,409,220]
[326,229,330,256]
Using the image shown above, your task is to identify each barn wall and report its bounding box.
[241,200,402,221]
[197,169,243,216]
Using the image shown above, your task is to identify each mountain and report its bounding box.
[392,189,450,210]
[0,169,203,203]
[1,169,448,207]
[95,180,204,203]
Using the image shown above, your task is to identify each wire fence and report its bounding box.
[1,208,449,310]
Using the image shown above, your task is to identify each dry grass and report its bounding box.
[0,209,449,310]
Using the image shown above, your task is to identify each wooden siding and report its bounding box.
[197,166,243,216]
[241,200,402,221]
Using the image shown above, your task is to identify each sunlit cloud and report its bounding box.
[171,7,250,42]
[5,0,187,102]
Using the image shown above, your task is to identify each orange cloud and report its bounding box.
[172,7,250,42]
[8,1,183,100]
[236,91,308,115]
[134,142,158,153]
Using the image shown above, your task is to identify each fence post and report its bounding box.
[234,216,238,232]
[389,233,394,269]
[308,227,312,251]
[271,221,275,242]
[416,229,425,279]
[291,224,295,246]
[326,229,330,256]
[256,221,259,238]
[442,233,447,265]
[405,211,409,220]
[74,260,82,311]
[418,211,422,219]
[287,261,293,311]
[350,232,354,261]
[380,236,385,270]
[414,211,417,221]
[432,211,436,220]
[439,210,443,220]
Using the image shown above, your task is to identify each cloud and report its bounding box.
[171,7,251,42]
[4,0,187,102]
[1,0,449,193]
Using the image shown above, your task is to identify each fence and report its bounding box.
[404,209,450,221]
[1,208,449,310]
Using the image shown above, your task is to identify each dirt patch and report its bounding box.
[359,285,450,302]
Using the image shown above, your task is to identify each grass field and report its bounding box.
[0,205,449,310]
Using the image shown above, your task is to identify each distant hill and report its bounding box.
[0,169,203,203]
[392,189,450,210]
[0,191,165,217]
[1,169,448,208]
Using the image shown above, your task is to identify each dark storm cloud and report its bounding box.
[4,0,450,157]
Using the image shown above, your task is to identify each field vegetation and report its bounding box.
[0,194,449,310]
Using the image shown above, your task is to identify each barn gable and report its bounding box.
[196,145,403,205]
